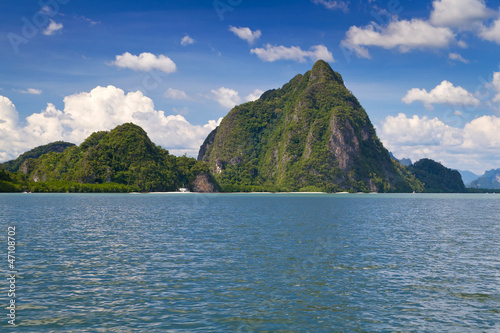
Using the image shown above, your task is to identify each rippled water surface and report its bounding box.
[1,193,499,332]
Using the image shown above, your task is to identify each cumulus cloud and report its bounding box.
[111,52,177,74]
[341,0,500,58]
[311,0,349,12]
[229,26,262,44]
[402,80,480,109]
[378,113,500,173]
[480,15,500,44]
[245,89,264,102]
[251,44,334,62]
[0,87,221,161]
[0,96,19,130]
[0,97,21,161]
[209,87,241,109]
[430,0,494,28]
[379,113,462,146]
[164,88,189,100]
[341,19,456,58]
[43,19,63,36]
[181,35,195,46]
[448,52,469,63]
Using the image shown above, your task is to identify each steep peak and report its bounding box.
[310,60,344,85]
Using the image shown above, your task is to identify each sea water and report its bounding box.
[0,193,499,332]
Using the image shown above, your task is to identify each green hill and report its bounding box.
[20,123,216,192]
[199,60,423,193]
[1,141,75,172]
[409,159,465,193]
[0,166,22,192]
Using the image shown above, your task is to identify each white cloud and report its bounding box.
[0,97,21,162]
[402,80,480,109]
[181,35,195,46]
[430,0,494,28]
[40,6,56,16]
[209,87,241,109]
[43,19,63,36]
[379,113,462,146]
[17,88,43,95]
[80,16,100,26]
[251,44,334,62]
[246,89,264,102]
[111,52,177,73]
[0,87,221,161]
[379,113,500,173]
[0,96,19,130]
[229,26,262,44]
[480,15,500,43]
[463,115,500,148]
[164,88,189,100]
[341,19,456,58]
[449,52,469,63]
[311,0,349,12]
[492,72,500,102]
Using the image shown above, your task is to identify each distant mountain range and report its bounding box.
[469,169,500,189]
[389,153,412,167]
[456,170,480,186]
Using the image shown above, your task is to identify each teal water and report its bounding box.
[0,193,499,332]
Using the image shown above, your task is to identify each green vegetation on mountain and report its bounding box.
[12,123,215,192]
[408,159,465,193]
[0,62,472,194]
[1,141,75,172]
[0,166,22,192]
[199,60,423,193]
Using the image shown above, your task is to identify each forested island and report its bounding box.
[0,61,490,193]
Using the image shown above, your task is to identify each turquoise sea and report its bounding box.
[1,193,499,332]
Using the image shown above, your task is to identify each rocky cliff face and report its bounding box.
[199,60,422,192]
[191,174,219,192]
[197,127,217,161]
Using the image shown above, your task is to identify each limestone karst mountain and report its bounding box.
[199,60,422,192]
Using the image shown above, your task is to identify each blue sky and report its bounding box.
[1,0,500,174]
